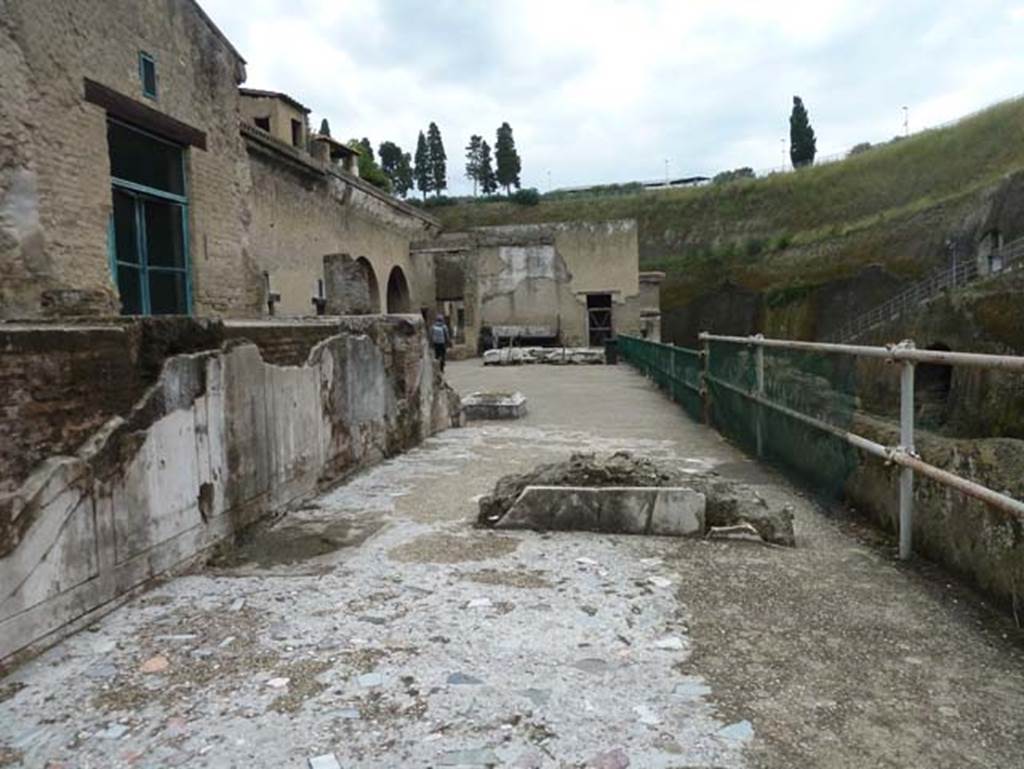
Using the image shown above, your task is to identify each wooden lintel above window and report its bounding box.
[83,78,207,150]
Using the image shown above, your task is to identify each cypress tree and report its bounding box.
[495,122,521,194]
[414,130,432,198]
[789,96,817,168]
[427,122,447,196]
[319,118,331,137]
[479,140,497,195]
[398,152,413,198]
[465,134,483,195]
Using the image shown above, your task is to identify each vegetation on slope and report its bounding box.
[436,96,1024,342]
[436,96,1024,262]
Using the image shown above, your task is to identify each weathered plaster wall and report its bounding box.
[413,219,652,350]
[0,316,460,663]
[244,128,439,318]
[0,0,263,319]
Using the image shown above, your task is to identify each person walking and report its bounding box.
[430,314,451,372]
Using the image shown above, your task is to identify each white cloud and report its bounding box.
[202,0,1024,194]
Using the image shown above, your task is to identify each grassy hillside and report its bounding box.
[435,96,1024,342]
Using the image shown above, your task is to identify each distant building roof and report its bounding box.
[239,88,311,114]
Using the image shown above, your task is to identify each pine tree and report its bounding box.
[427,122,447,196]
[347,138,390,191]
[379,141,412,197]
[789,96,817,168]
[414,130,432,198]
[319,118,331,137]
[465,134,483,195]
[495,122,521,194]
[479,140,497,195]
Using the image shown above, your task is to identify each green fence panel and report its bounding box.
[619,336,703,421]
[622,335,860,499]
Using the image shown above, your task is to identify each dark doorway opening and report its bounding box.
[587,293,613,347]
[386,266,411,313]
[916,343,953,427]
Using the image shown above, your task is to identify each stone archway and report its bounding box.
[386,266,411,314]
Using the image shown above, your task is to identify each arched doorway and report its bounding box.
[386,266,411,313]
[356,257,380,313]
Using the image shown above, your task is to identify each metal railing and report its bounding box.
[830,236,1024,342]
[620,332,1024,560]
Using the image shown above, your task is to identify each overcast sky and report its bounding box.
[203,0,1024,195]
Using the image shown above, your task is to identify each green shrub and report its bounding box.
[511,187,541,206]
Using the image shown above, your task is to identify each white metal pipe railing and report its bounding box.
[643,332,1024,561]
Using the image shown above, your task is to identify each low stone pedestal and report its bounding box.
[495,485,705,537]
[461,391,528,420]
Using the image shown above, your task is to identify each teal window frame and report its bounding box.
[139,51,157,100]
[107,118,192,315]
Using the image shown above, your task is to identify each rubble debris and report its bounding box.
[139,655,169,674]
[706,523,763,542]
[308,753,342,769]
[482,346,605,366]
[586,746,630,769]
[718,720,755,741]
[438,747,500,766]
[357,672,383,688]
[447,672,484,685]
[653,637,685,651]
[461,391,528,420]
[477,452,795,546]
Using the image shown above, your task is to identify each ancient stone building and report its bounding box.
[413,221,663,355]
[0,0,442,322]
[1,0,262,318]
[240,92,441,319]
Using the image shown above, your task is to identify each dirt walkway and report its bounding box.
[1,361,1022,768]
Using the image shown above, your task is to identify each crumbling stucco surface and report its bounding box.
[1,361,1022,768]
[0,316,459,662]
[412,220,659,352]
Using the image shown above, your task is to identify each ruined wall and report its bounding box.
[0,0,263,319]
[244,127,439,318]
[0,316,460,662]
[844,416,1024,608]
[414,219,651,350]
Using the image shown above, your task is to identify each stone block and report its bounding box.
[462,391,527,420]
[495,485,705,537]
